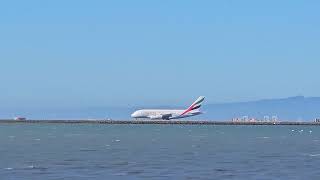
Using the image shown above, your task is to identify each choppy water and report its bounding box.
[0,124,320,180]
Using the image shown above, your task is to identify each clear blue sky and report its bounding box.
[1,0,320,107]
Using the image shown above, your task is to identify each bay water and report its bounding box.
[0,124,319,179]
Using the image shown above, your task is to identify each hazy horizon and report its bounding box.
[2,95,319,121]
[0,95,316,109]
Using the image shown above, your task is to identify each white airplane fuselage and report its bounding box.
[131,96,205,120]
[131,109,202,120]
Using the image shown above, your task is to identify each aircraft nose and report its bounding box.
[131,112,137,118]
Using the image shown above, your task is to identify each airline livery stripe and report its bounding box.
[191,104,201,110]
[181,103,199,115]
[180,96,205,116]
[195,98,204,105]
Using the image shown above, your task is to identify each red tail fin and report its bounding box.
[181,96,205,116]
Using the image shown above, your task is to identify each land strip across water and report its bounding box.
[0,119,319,125]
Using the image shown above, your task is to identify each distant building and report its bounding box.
[249,118,256,122]
[242,116,249,122]
[271,116,278,122]
[231,115,279,122]
[264,116,270,122]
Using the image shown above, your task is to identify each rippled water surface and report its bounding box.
[1,124,320,180]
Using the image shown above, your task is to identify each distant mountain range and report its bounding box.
[202,96,320,121]
[1,96,319,121]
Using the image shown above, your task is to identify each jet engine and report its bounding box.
[149,114,172,120]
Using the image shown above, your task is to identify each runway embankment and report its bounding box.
[0,119,319,125]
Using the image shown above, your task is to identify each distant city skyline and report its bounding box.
[1,1,320,107]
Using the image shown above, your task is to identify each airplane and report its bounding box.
[131,96,205,120]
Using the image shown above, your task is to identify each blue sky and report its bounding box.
[1,0,320,107]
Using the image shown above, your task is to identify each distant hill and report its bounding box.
[202,96,320,121]
[1,96,319,121]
